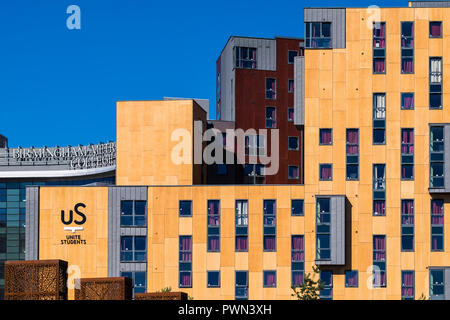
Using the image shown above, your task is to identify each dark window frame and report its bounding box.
[179,200,192,217]
[373,164,386,217]
[401,92,414,110]
[431,199,444,252]
[235,199,249,252]
[319,164,333,181]
[319,128,333,145]
[305,22,332,49]
[207,200,220,253]
[291,235,305,287]
[207,271,221,288]
[346,129,359,181]
[235,271,249,300]
[401,21,414,74]
[288,50,298,64]
[401,270,415,300]
[234,46,257,69]
[401,199,415,252]
[265,78,277,100]
[430,126,444,188]
[430,21,443,38]
[373,93,386,145]
[345,270,359,288]
[291,199,304,216]
[263,200,277,252]
[401,128,414,181]
[316,197,331,261]
[430,57,443,109]
[263,270,277,288]
[120,200,147,227]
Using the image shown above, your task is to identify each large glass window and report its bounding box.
[291,200,304,216]
[266,78,276,100]
[245,135,266,156]
[207,271,220,288]
[373,235,386,288]
[319,164,332,181]
[207,200,220,252]
[288,50,298,64]
[316,198,331,260]
[235,47,257,69]
[263,271,276,288]
[120,200,146,226]
[288,166,299,180]
[291,235,304,287]
[179,236,192,288]
[401,93,414,110]
[305,22,332,49]
[235,271,248,300]
[120,236,146,262]
[179,200,192,217]
[401,129,414,180]
[373,164,386,216]
[431,199,444,252]
[265,107,277,128]
[430,21,442,38]
[346,129,359,180]
[345,271,358,288]
[319,129,332,145]
[401,22,414,73]
[401,271,414,300]
[263,200,276,252]
[373,93,386,144]
[121,271,146,295]
[430,126,444,188]
[430,57,443,109]
[430,269,445,299]
[373,22,386,74]
[288,136,299,150]
[401,200,414,251]
[236,200,248,252]
[320,271,333,300]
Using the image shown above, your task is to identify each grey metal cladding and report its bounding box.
[430,125,450,193]
[445,268,450,300]
[410,1,450,7]
[120,263,147,273]
[304,8,346,49]
[25,186,39,260]
[316,195,346,266]
[108,186,148,277]
[294,56,305,126]
[231,37,277,71]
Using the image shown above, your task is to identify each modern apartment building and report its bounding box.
[216,36,305,184]
[14,0,450,301]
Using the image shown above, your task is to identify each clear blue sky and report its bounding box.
[0,0,407,148]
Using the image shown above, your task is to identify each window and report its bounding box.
[345,271,358,288]
[244,164,265,177]
[179,236,192,288]
[430,57,443,109]
[179,200,192,217]
[430,126,444,188]
[430,21,442,38]
[402,271,414,300]
[346,129,359,180]
[373,93,386,144]
[373,235,386,287]
[120,236,146,262]
[430,269,445,299]
[288,50,298,64]
[305,22,332,49]
[217,164,227,175]
[291,235,304,287]
[316,198,331,260]
[320,271,333,300]
[288,137,299,150]
[288,108,294,121]
[207,200,220,252]
[236,200,248,252]
[319,129,332,145]
[265,107,276,128]
[373,22,386,74]
[401,129,414,180]
[319,164,332,181]
[235,46,257,69]
[291,200,304,216]
[288,79,294,93]
[207,271,220,288]
[245,135,266,156]
[263,200,276,252]
[401,200,414,251]
[235,271,248,300]
[288,166,299,180]
[373,164,386,216]
[401,22,414,73]
[120,200,146,226]
[401,93,414,110]
[431,199,444,252]
[121,271,146,295]
[266,78,276,99]
[263,271,276,287]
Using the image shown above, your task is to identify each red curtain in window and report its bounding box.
[432,200,444,224]
[402,200,414,225]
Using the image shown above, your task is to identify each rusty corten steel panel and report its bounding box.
[4,260,68,300]
[134,292,188,300]
[74,277,132,300]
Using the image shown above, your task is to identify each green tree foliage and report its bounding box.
[291,266,325,300]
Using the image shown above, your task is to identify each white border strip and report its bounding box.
[0,165,115,178]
